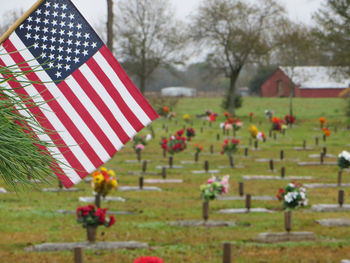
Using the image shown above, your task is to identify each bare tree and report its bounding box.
[191,0,284,115]
[114,0,187,94]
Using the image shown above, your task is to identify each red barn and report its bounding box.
[261,66,350,98]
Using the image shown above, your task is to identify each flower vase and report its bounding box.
[202,201,209,221]
[86,225,97,242]
[284,210,292,233]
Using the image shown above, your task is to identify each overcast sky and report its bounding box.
[0,0,326,29]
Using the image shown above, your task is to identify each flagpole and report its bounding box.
[0,0,45,44]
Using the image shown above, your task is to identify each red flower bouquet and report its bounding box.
[284,115,295,125]
[220,138,240,155]
[186,127,196,141]
[271,117,285,131]
[134,256,164,263]
[77,204,115,228]
[160,130,187,155]
[208,113,218,122]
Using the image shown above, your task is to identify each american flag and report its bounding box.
[0,0,158,188]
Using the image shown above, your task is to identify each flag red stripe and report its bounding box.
[0,58,81,187]
[58,80,117,156]
[99,45,158,121]
[4,39,103,169]
[72,69,130,144]
[87,56,144,131]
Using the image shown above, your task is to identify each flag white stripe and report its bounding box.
[5,35,97,172]
[78,63,137,138]
[10,33,110,165]
[65,76,124,150]
[2,83,81,184]
[93,52,151,126]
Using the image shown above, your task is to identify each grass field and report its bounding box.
[1,97,350,263]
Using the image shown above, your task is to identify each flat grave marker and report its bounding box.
[25,241,149,252]
[79,196,126,203]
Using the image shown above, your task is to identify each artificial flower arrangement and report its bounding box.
[168,111,176,120]
[194,143,203,153]
[284,115,295,125]
[200,175,230,201]
[183,113,191,122]
[224,111,231,119]
[248,125,259,138]
[322,127,331,137]
[271,117,286,132]
[223,117,242,131]
[264,109,274,119]
[186,127,196,141]
[208,112,218,122]
[256,131,265,141]
[92,167,118,197]
[319,117,326,127]
[76,204,116,228]
[220,138,240,155]
[158,105,169,117]
[160,129,186,155]
[338,150,350,170]
[134,256,164,263]
[276,182,308,209]
[133,134,152,152]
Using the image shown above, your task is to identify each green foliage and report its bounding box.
[313,0,350,67]
[0,62,61,188]
[221,94,243,111]
[249,65,277,95]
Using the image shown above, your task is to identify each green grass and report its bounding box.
[1,97,350,262]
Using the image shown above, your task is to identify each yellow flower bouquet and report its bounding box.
[92,167,118,197]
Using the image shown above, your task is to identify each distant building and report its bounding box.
[261,66,350,98]
[161,87,196,97]
[238,87,249,97]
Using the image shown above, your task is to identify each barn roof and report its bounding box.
[279,66,350,89]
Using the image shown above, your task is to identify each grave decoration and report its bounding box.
[248,125,265,141]
[159,106,169,117]
[322,127,331,137]
[76,204,116,242]
[92,167,118,207]
[183,113,191,122]
[319,117,326,128]
[338,151,350,170]
[133,135,151,160]
[194,143,204,154]
[160,130,187,155]
[276,182,308,209]
[248,125,259,138]
[168,111,176,120]
[133,256,164,263]
[220,138,240,156]
[271,117,286,132]
[208,112,218,123]
[200,175,230,202]
[284,115,295,125]
[186,127,196,141]
[249,112,254,122]
[264,109,274,120]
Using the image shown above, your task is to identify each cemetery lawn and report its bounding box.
[1,97,350,262]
